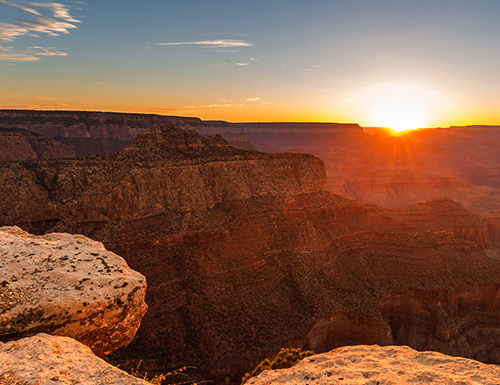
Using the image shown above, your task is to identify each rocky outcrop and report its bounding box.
[2,125,500,383]
[0,126,75,161]
[0,226,147,356]
[0,126,325,231]
[0,333,149,385]
[248,345,500,385]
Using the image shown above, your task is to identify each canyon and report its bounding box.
[2,110,500,213]
[1,122,500,383]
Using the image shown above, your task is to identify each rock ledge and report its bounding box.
[248,345,500,385]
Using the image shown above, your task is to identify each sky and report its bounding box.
[2,0,500,127]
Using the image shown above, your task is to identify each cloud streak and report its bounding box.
[0,22,28,42]
[27,2,80,23]
[158,39,253,48]
[0,0,40,16]
[0,1,80,59]
[0,52,39,61]
[14,16,78,36]
[0,45,67,61]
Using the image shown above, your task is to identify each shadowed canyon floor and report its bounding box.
[1,124,500,383]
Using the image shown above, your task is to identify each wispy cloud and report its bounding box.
[27,2,80,23]
[0,52,39,61]
[235,62,249,66]
[250,57,259,61]
[182,97,272,112]
[14,16,78,36]
[307,64,321,72]
[0,0,40,16]
[0,45,67,61]
[0,22,28,42]
[0,1,80,60]
[26,46,67,56]
[158,39,253,48]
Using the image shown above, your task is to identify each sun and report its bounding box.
[364,84,432,133]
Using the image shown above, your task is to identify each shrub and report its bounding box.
[130,361,199,385]
[241,348,315,384]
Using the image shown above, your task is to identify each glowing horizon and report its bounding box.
[2,1,500,128]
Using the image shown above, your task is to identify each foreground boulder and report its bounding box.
[0,226,147,356]
[248,345,500,385]
[0,333,149,384]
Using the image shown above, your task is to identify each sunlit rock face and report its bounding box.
[0,126,75,161]
[193,121,500,215]
[1,125,500,383]
[2,110,500,214]
[0,226,147,356]
[0,333,149,385]
[0,125,325,229]
[248,345,500,385]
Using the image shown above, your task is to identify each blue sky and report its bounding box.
[2,0,500,125]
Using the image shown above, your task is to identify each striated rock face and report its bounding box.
[0,226,147,356]
[2,125,500,383]
[3,110,500,214]
[0,126,325,230]
[248,345,500,385]
[0,126,75,161]
[0,110,203,155]
[0,110,362,155]
[0,333,149,385]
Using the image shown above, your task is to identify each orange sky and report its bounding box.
[2,1,500,129]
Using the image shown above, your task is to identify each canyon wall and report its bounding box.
[0,126,75,161]
[1,125,500,383]
[2,110,500,214]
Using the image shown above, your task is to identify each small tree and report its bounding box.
[241,348,314,384]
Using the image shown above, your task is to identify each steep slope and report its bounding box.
[0,126,75,161]
[1,125,500,383]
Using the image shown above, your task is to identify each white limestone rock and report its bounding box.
[0,226,147,356]
[248,345,500,385]
[0,333,149,384]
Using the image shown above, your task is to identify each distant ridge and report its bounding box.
[0,109,363,155]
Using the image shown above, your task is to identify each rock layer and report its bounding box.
[3,110,500,213]
[0,226,147,356]
[0,333,149,385]
[0,126,75,161]
[248,345,500,385]
[0,126,325,231]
